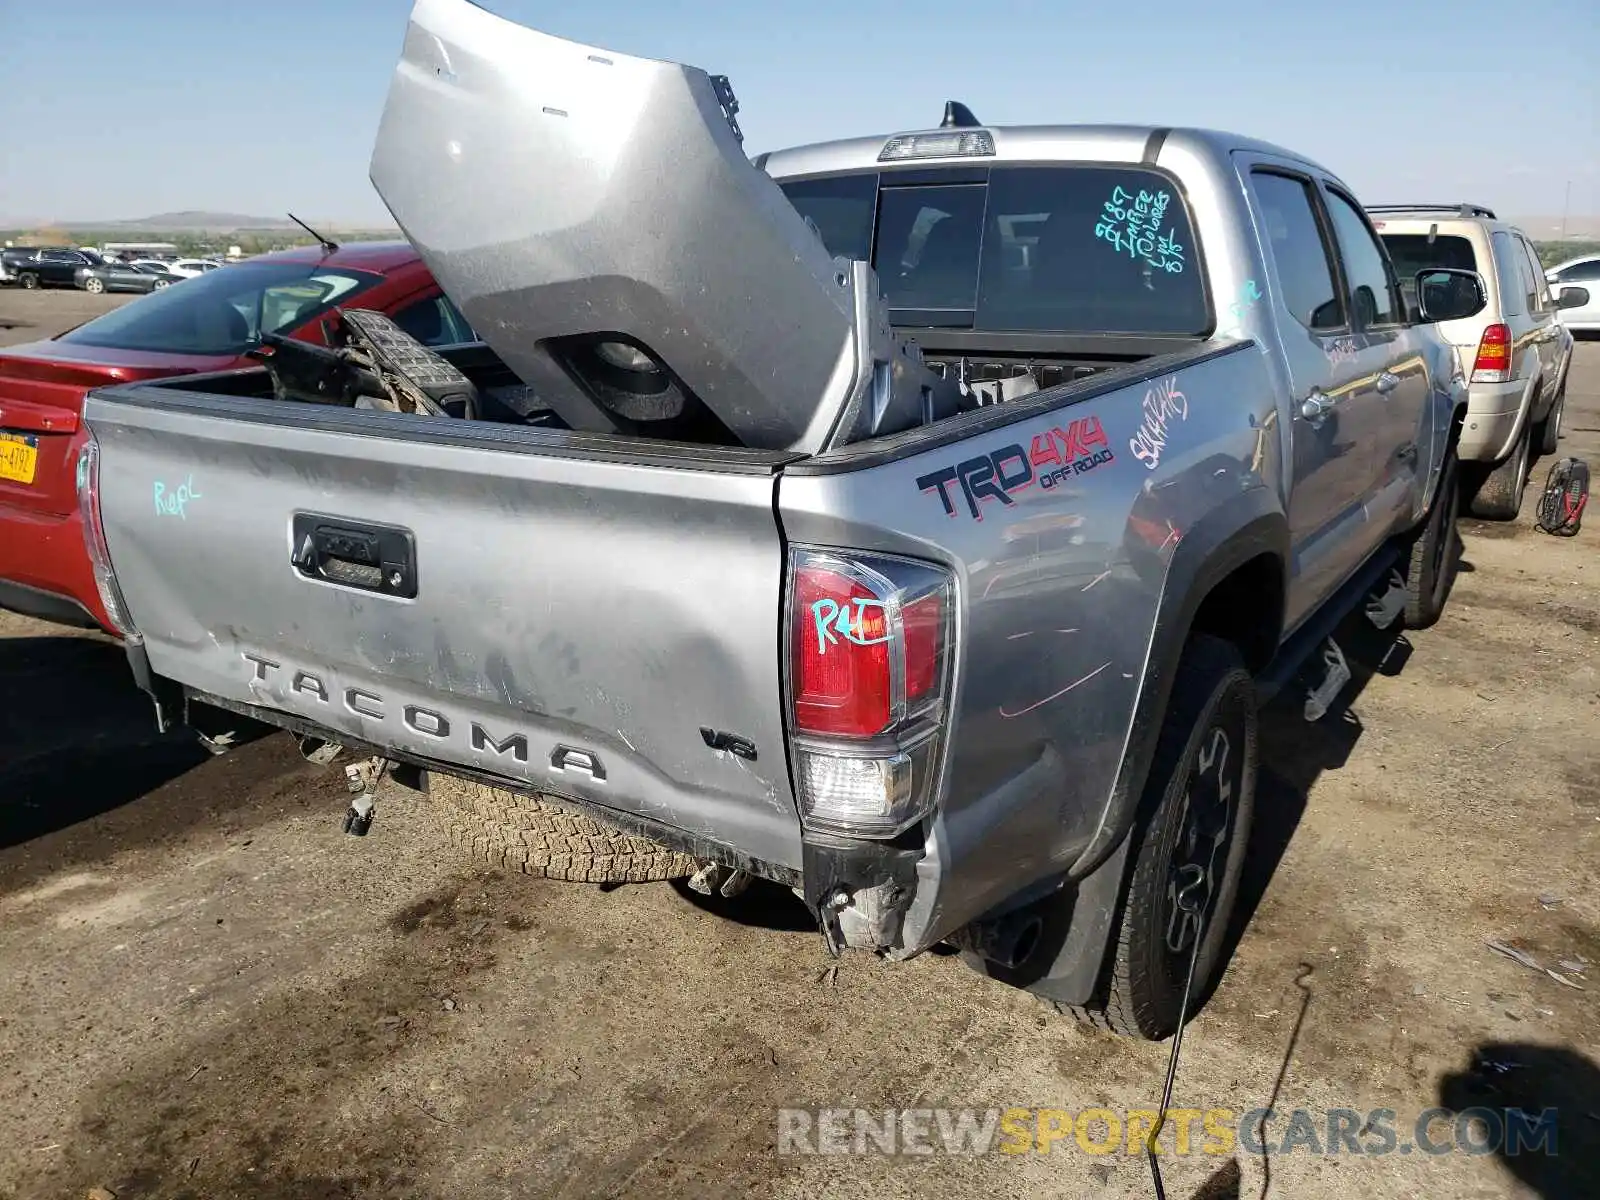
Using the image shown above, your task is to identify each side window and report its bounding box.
[1321,189,1401,327]
[1518,238,1550,312]
[1559,258,1600,283]
[389,295,456,347]
[1249,171,1345,333]
[1490,231,1528,318]
[1510,237,1538,314]
[439,296,477,342]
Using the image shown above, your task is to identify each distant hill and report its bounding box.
[106,211,302,232]
[1,212,398,234]
[1507,215,1600,240]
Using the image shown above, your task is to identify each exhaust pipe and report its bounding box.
[948,909,1045,970]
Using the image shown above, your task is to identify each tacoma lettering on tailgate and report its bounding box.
[239,650,592,772]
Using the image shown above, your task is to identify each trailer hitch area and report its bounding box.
[298,734,344,765]
[341,755,394,837]
[816,882,907,959]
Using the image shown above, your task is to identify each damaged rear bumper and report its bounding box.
[147,666,1115,998]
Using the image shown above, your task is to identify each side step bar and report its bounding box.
[1255,543,1402,710]
[1299,566,1406,721]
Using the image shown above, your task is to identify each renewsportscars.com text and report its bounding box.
[776,1105,1558,1158]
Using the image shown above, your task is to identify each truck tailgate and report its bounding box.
[84,391,804,871]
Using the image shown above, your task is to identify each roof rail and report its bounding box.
[1365,203,1497,219]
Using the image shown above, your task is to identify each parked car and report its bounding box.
[1371,204,1587,519]
[1544,253,1600,334]
[151,258,224,279]
[8,247,108,290]
[0,241,479,633]
[76,260,184,294]
[75,0,1485,1040]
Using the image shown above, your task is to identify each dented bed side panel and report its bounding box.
[84,395,805,871]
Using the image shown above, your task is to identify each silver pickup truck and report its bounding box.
[76,0,1487,1039]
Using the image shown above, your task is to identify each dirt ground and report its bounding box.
[0,288,1595,1200]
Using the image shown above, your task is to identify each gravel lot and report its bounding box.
[1,288,1595,1200]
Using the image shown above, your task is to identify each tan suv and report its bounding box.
[1372,205,1585,519]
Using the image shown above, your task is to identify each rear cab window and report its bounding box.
[778,165,1210,336]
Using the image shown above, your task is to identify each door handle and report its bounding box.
[291,513,418,598]
[1300,391,1334,425]
[1375,371,1400,395]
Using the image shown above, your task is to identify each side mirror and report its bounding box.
[1555,286,1590,311]
[1415,268,1487,323]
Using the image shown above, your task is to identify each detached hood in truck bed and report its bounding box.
[370,0,940,452]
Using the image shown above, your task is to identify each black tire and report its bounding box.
[82,275,105,294]
[424,772,699,884]
[1403,436,1461,630]
[1071,635,1257,1039]
[1467,418,1531,520]
[1535,388,1564,456]
[18,272,39,290]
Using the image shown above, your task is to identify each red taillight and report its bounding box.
[901,591,943,704]
[75,434,140,641]
[792,565,892,737]
[1472,323,1511,382]
[786,550,954,838]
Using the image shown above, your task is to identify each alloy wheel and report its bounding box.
[1164,724,1239,960]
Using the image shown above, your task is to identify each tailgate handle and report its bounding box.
[291,513,417,599]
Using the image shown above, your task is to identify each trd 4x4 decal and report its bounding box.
[917,416,1114,520]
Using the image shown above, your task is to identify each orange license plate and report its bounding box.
[0,432,39,484]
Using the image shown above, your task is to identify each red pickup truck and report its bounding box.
[0,241,475,632]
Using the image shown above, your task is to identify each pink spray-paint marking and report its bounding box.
[999,661,1114,719]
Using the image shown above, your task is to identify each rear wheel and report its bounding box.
[18,272,39,290]
[424,772,699,884]
[1535,388,1565,456]
[1404,436,1461,629]
[83,275,105,294]
[1071,635,1257,1040]
[152,279,170,290]
[1467,417,1531,520]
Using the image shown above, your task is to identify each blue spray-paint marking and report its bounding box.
[1229,279,1264,321]
[1094,185,1186,275]
[153,473,202,519]
[812,597,889,654]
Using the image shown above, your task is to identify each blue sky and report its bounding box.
[1,0,1595,229]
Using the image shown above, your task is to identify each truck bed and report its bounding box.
[142,334,1188,441]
